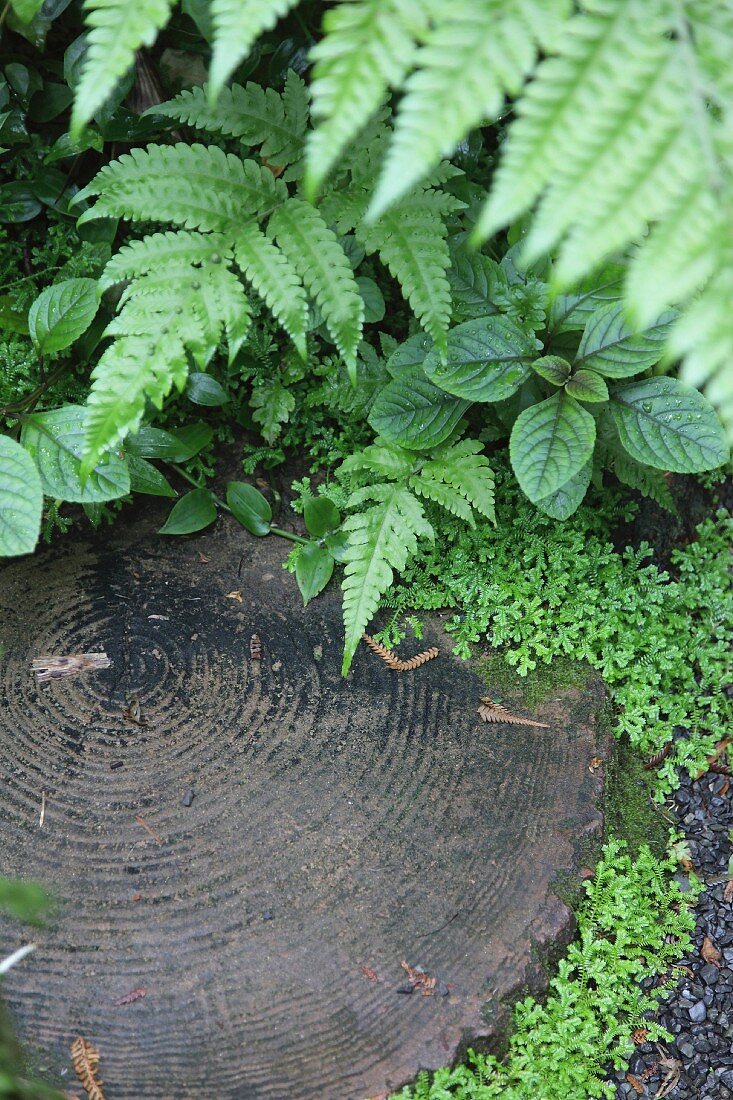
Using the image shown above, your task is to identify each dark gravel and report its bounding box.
[613,769,733,1100]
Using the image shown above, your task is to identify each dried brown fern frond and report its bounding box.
[71,1036,106,1100]
[362,634,439,672]
[478,697,549,728]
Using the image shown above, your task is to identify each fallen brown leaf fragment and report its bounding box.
[362,634,439,672]
[724,880,733,903]
[71,1037,106,1100]
[632,1027,649,1045]
[701,934,722,967]
[654,1046,681,1099]
[360,965,378,982]
[225,590,243,602]
[33,653,111,682]
[477,697,549,728]
[626,1074,644,1095]
[112,987,146,1006]
[198,552,210,563]
[400,960,436,996]
[588,756,603,773]
[135,815,162,845]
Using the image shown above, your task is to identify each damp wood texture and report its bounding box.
[0,506,608,1100]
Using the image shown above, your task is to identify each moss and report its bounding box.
[473,652,586,710]
[604,735,670,858]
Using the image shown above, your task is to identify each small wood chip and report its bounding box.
[112,987,146,1006]
[360,965,378,982]
[701,934,722,967]
[626,1074,644,1095]
[225,590,243,602]
[33,653,111,682]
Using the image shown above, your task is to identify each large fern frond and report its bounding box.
[369,0,570,216]
[153,71,309,166]
[234,222,308,357]
[305,0,431,199]
[358,194,453,353]
[209,0,300,100]
[341,483,433,674]
[71,0,176,137]
[268,198,364,372]
[75,144,287,232]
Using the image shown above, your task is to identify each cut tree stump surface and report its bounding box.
[0,508,608,1100]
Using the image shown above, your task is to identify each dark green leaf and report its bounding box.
[159,489,217,534]
[385,332,434,377]
[186,372,230,407]
[227,481,272,536]
[424,316,538,402]
[28,81,73,122]
[548,264,625,334]
[0,182,41,223]
[356,276,386,323]
[9,0,46,21]
[532,355,570,386]
[534,460,592,520]
[127,455,177,498]
[369,369,470,450]
[28,278,99,354]
[565,369,609,403]
[304,496,340,538]
[510,391,596,502]
[575,303,676,378]
[295,543,334,605]
[21,405,130,503]
[0,295,29,335]
[325,529,349,563]
[0,437,42,556]
[610,378,729,472]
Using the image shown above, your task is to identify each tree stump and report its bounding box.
[0,508,608,1099]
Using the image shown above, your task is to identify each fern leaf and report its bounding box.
[341,483,433,675]
[100,231,232,289]
[420,439,496,522]
[409,475,475,524]
[84,335,187,473]
[71,0,176,137]
[670,265,733,442]
[197,265,253,364]
[339,440,416,480]
[234,222,308,358]
[305,0,430,199]
[75,144,287,232]
[358,198,452,353]
[153,73,308,165]
[474,1,710,288]
[268,198,364,372]
[370,0,570,216]
[209,0,300,101]
[612,450,677,514]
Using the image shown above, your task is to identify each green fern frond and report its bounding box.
[100,230,232,289]
[209,0,300,100]
[71,0,176,137]
[671,263,733,441]
[196,265,253,364]
[611,450,677,513]
[305,0,431,199]
[358,197,452,353]
[420,438,496,522]
[409,475,475,524]
[341,482,433,674]
[340,439,416,479]
[370,0,570,217]
[76,144,287,232]
[153,71,309,166]
[475,1,711,281]
[84,334,188,474]
[234,222,308,357]
[268,198,364,373]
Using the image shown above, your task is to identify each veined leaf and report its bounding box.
[534,458,592,520]
[510,391,596,502]
[227,481,272,536]
[28,278,100,355]
[295,543,334,605]
[22,405,130,503]
[369,369,470,450]
[575,302,676,378]
[610,377,729,473]
[423,316,538,402]
[532,355,571,386]
[565,369,609,403]
[159,488,217,534]
[0,436,42,556]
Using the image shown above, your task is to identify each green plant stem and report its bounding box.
[168,464,308,544]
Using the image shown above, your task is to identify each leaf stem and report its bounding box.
[269,525,309,545]
[168,462,232,514]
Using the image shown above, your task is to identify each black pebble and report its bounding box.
[436,980,450,997]
[181,788,195,807]
[110,760,124,770]
[262,910,273,921]
[396,982,414,994]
